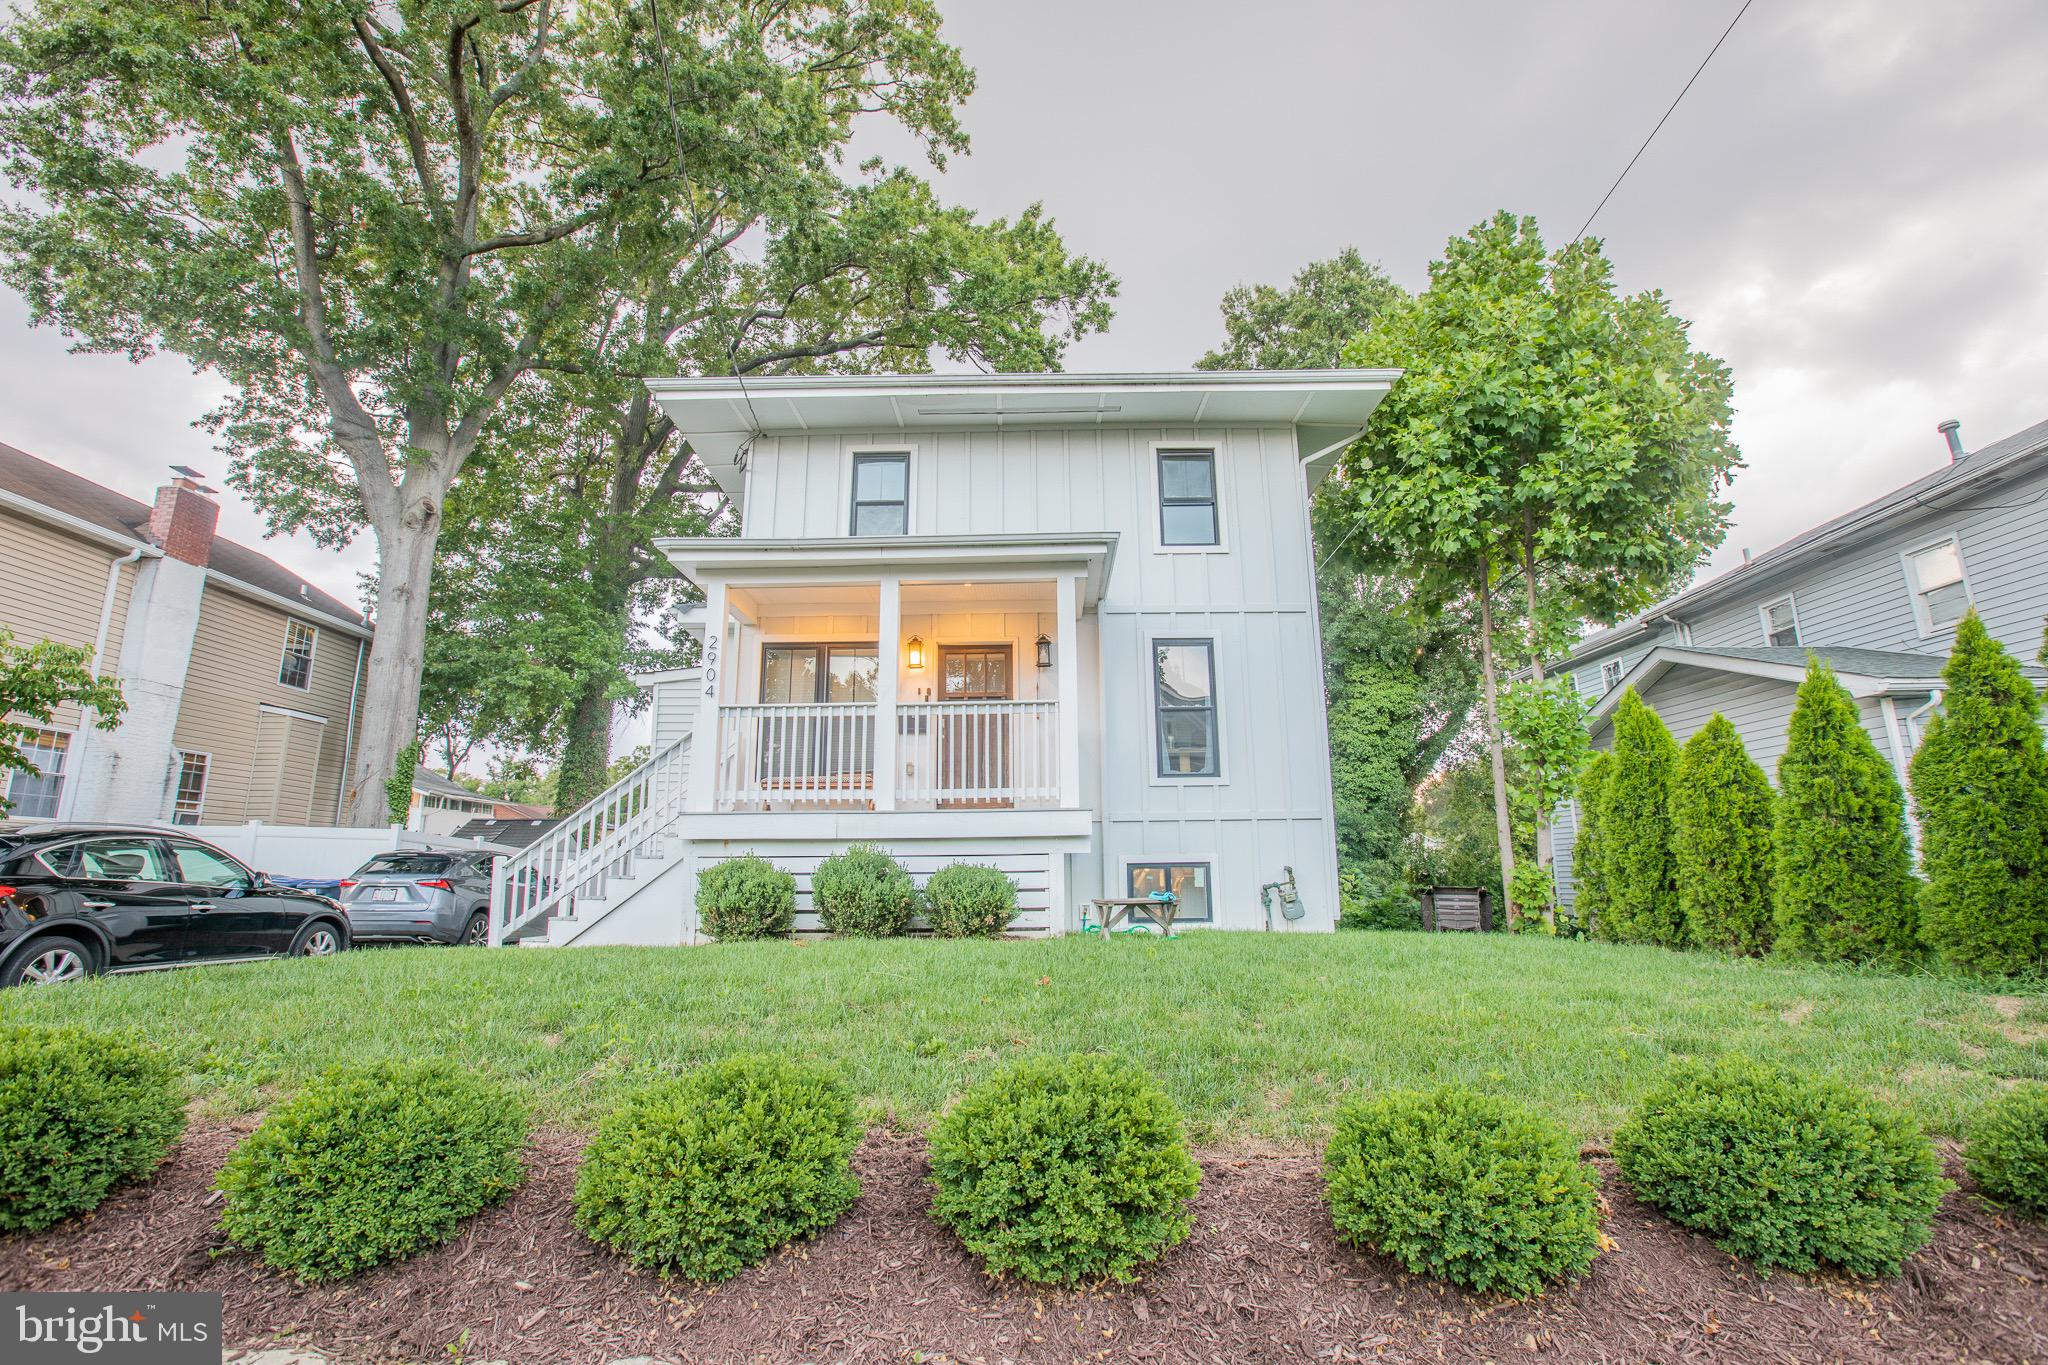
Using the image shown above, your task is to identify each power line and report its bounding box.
[1571,0,1753,246]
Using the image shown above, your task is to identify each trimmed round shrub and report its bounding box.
[1614,1054,1947,1276]
[574,1054,862,1280]
[1966,1084,2048,1217]
[923,862,1018,938]
[928,1054,1201,1285]
[812,842,917,938]
[217,1061,527,1281]
[1323,1086,1601,1297]
[696,853,796,940]
[0,1026,185,1232]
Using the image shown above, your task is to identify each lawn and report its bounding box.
[2,932,2041,1144]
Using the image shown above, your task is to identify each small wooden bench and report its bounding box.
[1088,895,1182,936]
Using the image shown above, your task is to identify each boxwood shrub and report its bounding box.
[696,853,796,940]
[1965,1083,2048,1217]
[573,1054,862,1280]
[216,1061,526,1282]
[927,1054,1201,1285]
[1322,1085,1602,1297]
[0,1026,185,1233]
[922,862,1018,938]
[812,843,917,938]
[1614,1054,1947,1276]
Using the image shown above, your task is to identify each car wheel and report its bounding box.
[462,911,489,946]
[290,921,347,958]
[3,936,96,988]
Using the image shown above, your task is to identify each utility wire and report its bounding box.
[1571,0,1753,246]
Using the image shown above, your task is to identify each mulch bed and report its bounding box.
[2,1125,2044,1365]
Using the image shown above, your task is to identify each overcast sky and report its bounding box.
[4,0,2044,616]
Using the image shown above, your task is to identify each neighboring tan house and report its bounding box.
[1552,416,2048,913]
[492,369,1397,945]
[404,768,497,835]
[0,445,370,827]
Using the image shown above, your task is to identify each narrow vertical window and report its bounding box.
[849,453,909,535]
[1153,639,1218,777]
[278,619,317,689]
[1760,596,1800,647]
[172,752,209,825]
[1904,536,1970,633]
[1157,449,1219,547]
[3,730,68,819]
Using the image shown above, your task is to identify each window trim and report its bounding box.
[278,618,319,691]
[1758,594,1802,648]
[1899,531,1974,637]
[1599,659,1625,694]
[1122,859,1216,925]
[2,727,71,822]
[170,750,210,826]
[846,448,912,537]
[1150,442,1225,553]
[1151,637,1221,780]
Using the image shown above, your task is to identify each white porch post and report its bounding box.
[1056,571,1082,810]
[874,576,900,811]
[687,580,728,813]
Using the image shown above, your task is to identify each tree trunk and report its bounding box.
[1521,534,1555,931]
[554,675,618,814]
[1476,555,1518,926]
[342,502,441,826]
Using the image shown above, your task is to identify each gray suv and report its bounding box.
[340,851,496,945]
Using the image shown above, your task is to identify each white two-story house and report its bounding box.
[490,369,1396,945]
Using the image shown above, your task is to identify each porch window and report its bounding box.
[1157,449,1219,547]
[278,619,317,690]
[1760,595,1800,647]
[850,452,909,535]
[1903,535,1971,634]
[1127,862,1213,923]
[171,751,209,825]
[1153,639,1218,777]
[760,643,878,781]
[3,729,68,819]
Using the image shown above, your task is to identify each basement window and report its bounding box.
[1127,862,1214,924]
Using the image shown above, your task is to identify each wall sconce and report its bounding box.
[1035,633,1054,669]
[905,635,927,670]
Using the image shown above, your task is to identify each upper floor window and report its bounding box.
[1760,595,1800,647]
[1600,659,1625,693]
[171,751,208,825]
[1154,639,1218,777]
[1156,448,1219,547]
[278,619,317,690]
[1903,535,1971,635]
[849,452,909,535]
[2,729,68,820]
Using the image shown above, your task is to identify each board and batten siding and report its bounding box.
[739,425,1340,931]
[0,508,136,733]
[171,584,361,825]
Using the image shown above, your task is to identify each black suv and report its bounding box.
[0,825,351,988]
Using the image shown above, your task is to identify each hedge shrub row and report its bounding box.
[694,847,1019,940]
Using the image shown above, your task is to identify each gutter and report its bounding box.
[334,635,368,823]
[58,544,158,822]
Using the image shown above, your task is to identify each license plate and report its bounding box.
[370,887,403,902]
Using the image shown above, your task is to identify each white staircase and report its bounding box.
[490,736,693,947]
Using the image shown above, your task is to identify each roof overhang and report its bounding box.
[654,532,1119,609]
[1585,646,1942,736]
[643,369,1400,497]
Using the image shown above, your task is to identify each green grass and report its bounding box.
[2,933,2041,1145]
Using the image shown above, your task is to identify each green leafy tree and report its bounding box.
[1334,213,1738,923]
[1670,715,1775,955]
[1601,689,1684,947]
[1197,247,1404,371]
[0,629,123,813]
[1909,612,2048,975]
[0,0,1010,823]
[1497,676,1593,929]
[1571,751,1615,937]
[1405,755,1505,906]
[1773,662,1918,965]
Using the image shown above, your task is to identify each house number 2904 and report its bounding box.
[702,634,719,697]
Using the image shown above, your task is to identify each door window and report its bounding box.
[943,647,1012,699]
[167,841,252,889]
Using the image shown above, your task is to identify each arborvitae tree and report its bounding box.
[1773,662,1919,964]
[1602,690,1685,947]
[1572,751,1615,938]
[1910,612,2048,976]
[1670,715,1775,955]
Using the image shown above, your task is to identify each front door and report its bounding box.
[759,643,879,791]
[939,645,1013,807]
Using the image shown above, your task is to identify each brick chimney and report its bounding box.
[146,466,219,566]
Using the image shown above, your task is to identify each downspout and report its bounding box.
[59,545,154,821]
[334,635,368,823]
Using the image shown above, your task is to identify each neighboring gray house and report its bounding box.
[1553,416,2048,912]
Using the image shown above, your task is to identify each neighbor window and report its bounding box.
[1127,862,1214,923]
[1904,536,1971,633]
[1600,660,1624,693]
[278,619,317,689]
[1157,449,1219,547]
[1153,640,1218,777]
[1761,596,1801,647]
[849,452,909,535]
[171,752,208,825]
[3,729,68,820]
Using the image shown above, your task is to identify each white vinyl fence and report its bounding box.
[159,822,512,880]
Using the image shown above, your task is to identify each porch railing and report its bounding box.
[715,703,877,809]
[899,700,1058,808]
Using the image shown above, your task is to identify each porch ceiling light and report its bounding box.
[906,635,927,670]
[1035,633,1053,669]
